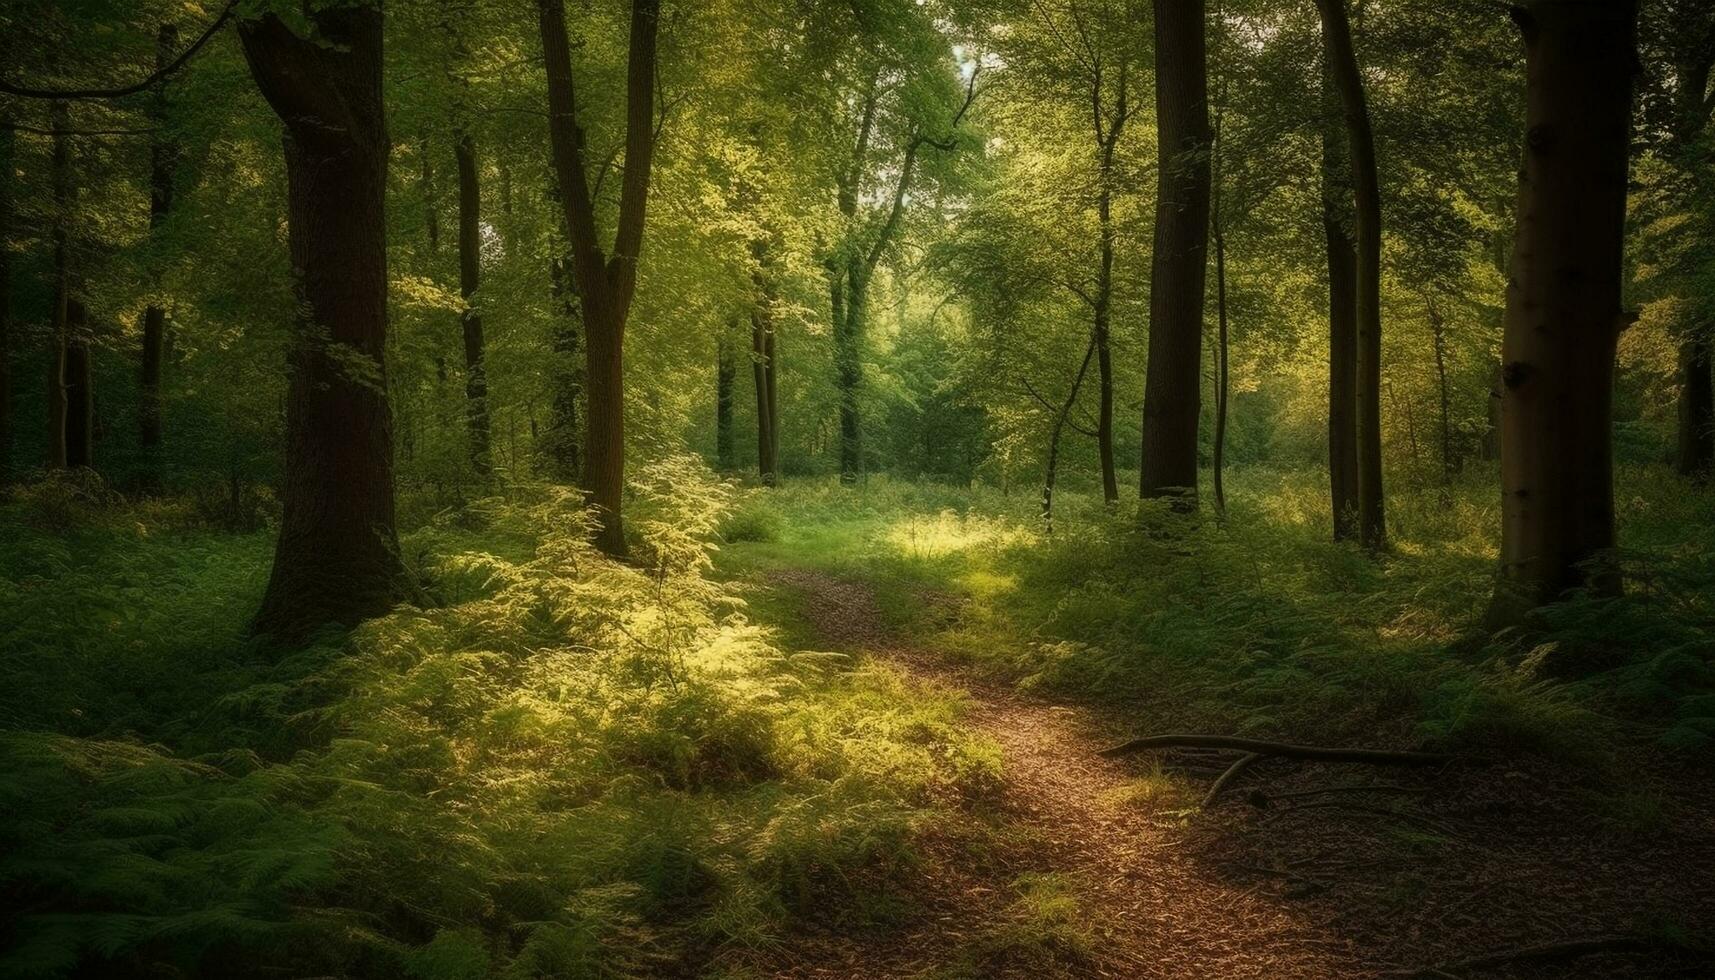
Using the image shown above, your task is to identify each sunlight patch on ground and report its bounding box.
[883,509,1035,559]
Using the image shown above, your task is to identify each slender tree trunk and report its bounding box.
[544,218,583,482]
[538,0,660,558]
[455,131,490,477]
[715,322,735,470]
[1427,295,1454,484]
[1322,65,1360,540]
[0,111,13,485]
[1316,0,1385,551]
[1043,336,1098,534]
[836,261,866,484]
[1140,0,1211,507]
[1095,143,1120,505]
[63,300,92,469]
[239,5,406,640]
[1678,336,1714,479]
[1491,0,1638,619]
[751,246,779,485]
[1212,217,1230,516]
[138,22,177,483]
[49,100,71,470]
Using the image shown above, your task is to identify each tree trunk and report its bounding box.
[1316,0,1385,551]
[1677,336,1714,479]
[1492,0,1638,618]
[1096,143,1120,505]
[0,112,13,484]
[239,5,406,640]
[1322,65,1360,540]
[1043,336,1098,534]
[716,322,735,471]
[49,100,72,470]
[63,300,93,469]
[455,131,491,477]
[538,0,660,558]
[138,22,177,481]
[1140,0,1211,506]
[1428,295,1455,484]
[1212,221,1230,516]
[752,248,778,486]
[544,225,583,482]
[835,260,866,484]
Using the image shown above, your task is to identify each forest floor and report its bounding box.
[713,485,1715,980]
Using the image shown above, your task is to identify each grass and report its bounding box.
[4,461,1711,977]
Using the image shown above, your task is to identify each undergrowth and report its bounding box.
[718,467,1715,769]
[0,459,995,978]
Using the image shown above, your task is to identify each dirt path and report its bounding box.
[754,569,1365,979]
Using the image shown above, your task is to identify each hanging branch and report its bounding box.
[0,1,239,100]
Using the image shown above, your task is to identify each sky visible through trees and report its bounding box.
[1,1,1714,977]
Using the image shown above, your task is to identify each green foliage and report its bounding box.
[0,465,994,977]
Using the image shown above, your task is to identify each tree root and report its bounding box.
[1387,935,1677,977]
[1201,752,1261,808]
[1099,734,1449,767]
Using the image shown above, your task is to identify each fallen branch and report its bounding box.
[1201,752,1261,808]
[1387,935,1671,977]
[1099,734,1448,767]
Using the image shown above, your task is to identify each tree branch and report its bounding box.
[0,1,238,100]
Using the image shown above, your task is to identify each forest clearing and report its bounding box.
[3,0,1714,977]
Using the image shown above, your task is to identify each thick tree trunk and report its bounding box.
[1322,69,1360,540]
[139,22,177,478]
[1492,0,1638,618]
[1678,336,1714,479]
[1140,0,1210,506]
[538,0,660,558]
[716,323,735,471]
[455,131,491,477]
[239,6,406,640]
[1316,0,1385,551]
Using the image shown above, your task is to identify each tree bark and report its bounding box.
[1428,295,1455,484]
[1140,0,1211,507]
[1316,0,1385,551]
[716,321,735,471]
[138,22,177,480]
[0,110,12,484]
[1322,63,1360,540]
[239,5,406,640]
[1492,0,1639,618]
[49,100,74,470]
[1678,337,1714,479]
[1093,65,1128,506]
[538,0,660,558]
[543,198,583,482]
[455,131,490,477]
[751,240,779,486]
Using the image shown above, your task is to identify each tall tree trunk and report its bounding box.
[1212,211,1230,516]
[63,300,92,469]
[49,100,71,470]
[751,244,778,486]
[1095,142,1120,505]
[538,0,661,558]
[139,23,177,483]
[1140,0,1211,506]
[715,322,735,470]
[1678,337,1714,479]
[1427,295,1455,484]
[1491,0,1638,619]
[1322,64,1360,540]
[0,110,13,484]
[1316,0,1385,551]
[835,259,866,484]
[544,212,583,482]
[455,131,490,477]
[239,5,406,640]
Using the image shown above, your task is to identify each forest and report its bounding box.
[1,0,1713,977]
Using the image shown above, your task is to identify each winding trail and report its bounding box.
[757,569,1364,979]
